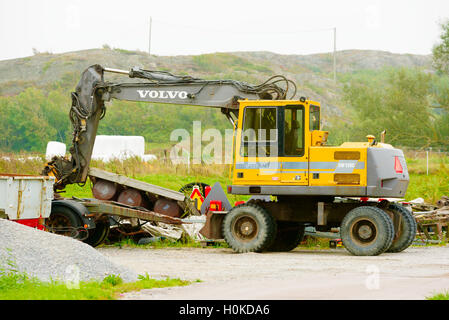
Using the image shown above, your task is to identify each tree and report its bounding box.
[433,19,449,74]
[342,68,439,149]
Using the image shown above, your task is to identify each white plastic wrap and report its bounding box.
[45,141,66,161]
[91,135,145,161]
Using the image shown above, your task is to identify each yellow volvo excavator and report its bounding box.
[43,64,415,256]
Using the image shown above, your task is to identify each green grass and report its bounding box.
[300,236,331,250]
[405,171,449,203]
[0,270,191,300]
[426,290,449,300]
[109,237,229,249]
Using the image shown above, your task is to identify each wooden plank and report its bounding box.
[88,167,185,201]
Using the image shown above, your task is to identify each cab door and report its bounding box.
[279,105,308,185]
[233,105,281,185]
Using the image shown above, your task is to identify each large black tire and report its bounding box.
[340,206,394,256]
[386,203,417,253]
[266,221,305,252]
[47,206,85,239]
[222,203,277,253]
[83,220,110,247]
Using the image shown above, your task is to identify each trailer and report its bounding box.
[0,173,54,229]
[0,170,191,247]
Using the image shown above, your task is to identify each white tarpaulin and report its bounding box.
[45,141,66,161]
[91,135,145,161]
[45,136,157,163]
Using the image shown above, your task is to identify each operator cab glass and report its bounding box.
[240,105,307,158]
[284,106,304,156]
[241,107,278,157]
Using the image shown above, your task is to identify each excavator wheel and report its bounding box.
[266,221,305,252]
[340,206,394,256]
[222,203,277,253]
[385,203,417,253]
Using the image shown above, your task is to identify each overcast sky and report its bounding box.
[1,0,448,61]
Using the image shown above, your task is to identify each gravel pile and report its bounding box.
[0,218,138,283]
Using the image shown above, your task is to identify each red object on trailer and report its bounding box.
[14,218,45,231]
[209,200,222,211]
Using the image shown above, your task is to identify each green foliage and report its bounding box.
[0,88,58,152]
[0,88,231,153]
[427,290,449,300]
[337,67,449,150]
[406,170,449,204]
[432,19,449,74]
[1,58,448,154]
[102,274,123,286]
[98,100,231,145]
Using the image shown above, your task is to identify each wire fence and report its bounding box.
[402,148,449,176]
[403,148,449,159]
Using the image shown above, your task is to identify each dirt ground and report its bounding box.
[98,245,449,300]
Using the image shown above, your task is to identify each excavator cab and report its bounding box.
[231,99,327,187]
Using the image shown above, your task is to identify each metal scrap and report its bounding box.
[411,196,449,241]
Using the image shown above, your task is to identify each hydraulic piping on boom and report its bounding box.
[42,64,297,191]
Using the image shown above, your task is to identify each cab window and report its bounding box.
[241,107,278,157]
[284,106,304,156]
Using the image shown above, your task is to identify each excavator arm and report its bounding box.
[43,64,296,190]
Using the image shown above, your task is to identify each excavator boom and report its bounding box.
[43,64,296,190]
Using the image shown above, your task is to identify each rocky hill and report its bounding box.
[0,48,432,119]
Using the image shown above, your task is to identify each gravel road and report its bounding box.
[98,245,449,300]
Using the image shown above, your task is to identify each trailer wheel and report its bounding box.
[47,206,85,239]
[83,220,110,247]
[222,203,276,253]
[266,221,305,252]
[340,206,394,256]
[385,204,417,253]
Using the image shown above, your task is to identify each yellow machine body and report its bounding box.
[230,99,408,198]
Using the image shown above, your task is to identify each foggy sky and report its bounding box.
[1,0,448,61]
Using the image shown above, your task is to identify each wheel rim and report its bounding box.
[350,218,378,246]
[47,213,74,237]
[231,215,259,242]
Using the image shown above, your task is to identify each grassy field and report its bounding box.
[0,270,191,300]
[427,291,449,300]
